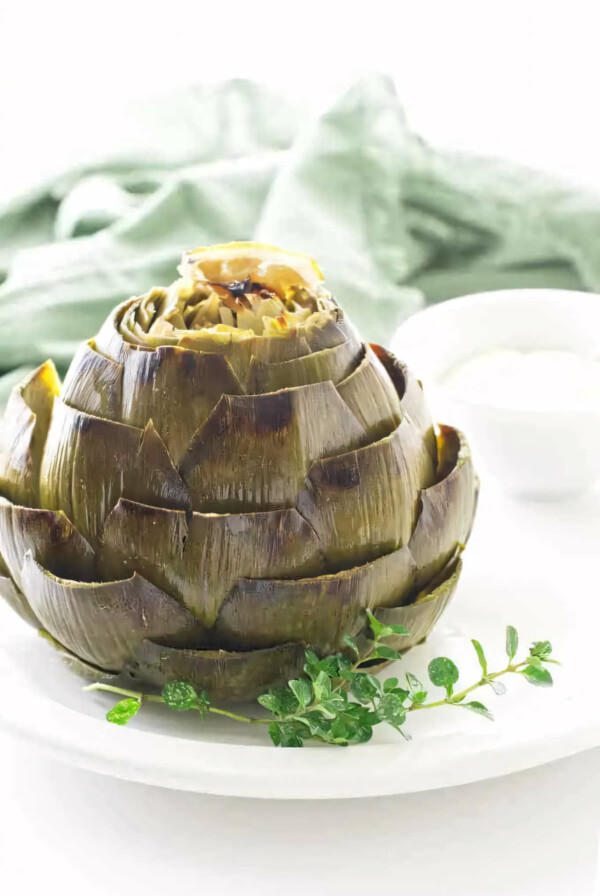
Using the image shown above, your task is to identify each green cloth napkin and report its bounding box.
[0,74,594,404]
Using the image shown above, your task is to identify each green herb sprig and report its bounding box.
[85,617,559,747]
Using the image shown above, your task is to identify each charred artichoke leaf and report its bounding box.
[215,544,416,655]
[336,345,403,441]
[370,344,438,468]
[0,574,39,627]
[409,426,478,589]
[61,340,123,420]
[40,401,191,543]
[245,334,362,393]
[119,344,244,465]
[180,382,367,512]
[297,416,436,567]
[129,640,307,703]
[0,361,61,506]
[358,557,463,657]
[21,554,204,671]
[0,497,95,589]
[100,498,326,627]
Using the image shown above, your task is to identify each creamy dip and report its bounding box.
[441,349,600,411]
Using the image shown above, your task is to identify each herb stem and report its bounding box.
[410,662,527,711]
[84,682,270,725]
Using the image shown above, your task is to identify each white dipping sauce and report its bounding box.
[442,349,600,411]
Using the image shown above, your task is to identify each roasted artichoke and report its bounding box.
[0,243,478,701]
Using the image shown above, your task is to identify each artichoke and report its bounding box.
[0,242,478,701]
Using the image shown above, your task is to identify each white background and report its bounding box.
[1,1,600,894]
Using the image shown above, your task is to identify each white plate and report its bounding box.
[0,482,599,800]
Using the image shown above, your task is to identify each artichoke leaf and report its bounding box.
[297,415,436,567]
[336,345,403,441]
[358,557,463,657]
[409,426,479,589]
[0,361,61,506]
[180,382,367,513]
[40,401,191,543]
[95,298,149,360]
[370,344,437,468]
[38,629,118,681]
[245,334,362,393]
[215,544,416,655]
[100,498,326,627]
[129,640,307,703]
[0,497,95,590]
[0,574,40,627]
[61,340,123,420]
[21,554,204,672]
[119,344,244,465]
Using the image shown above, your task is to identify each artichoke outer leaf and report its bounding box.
[119,344,245,466]
[128,640,307,703]
[409,426,478,589]
[370,344,438,468]
[99,498,326,628]
[215,544,417,655]
[0,361,61,506]
[297,415,436,567]
[38,629,118,681]
[60,339,124,421]
[0,497,95,590]
[244,334,362,393]
[21,554,205,672]
[39,401,191,543]
[0,574,40,628]
[336,345,403,442]
[180,382,367,513]
[358,557,463,657]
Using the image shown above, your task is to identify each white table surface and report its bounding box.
[1,736,599,896]
[2,3,600,893]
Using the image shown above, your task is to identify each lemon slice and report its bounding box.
[180,241,324,296]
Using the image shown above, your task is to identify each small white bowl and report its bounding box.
[392,289,600,500]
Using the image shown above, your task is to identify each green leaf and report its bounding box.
[366,609,389,640]
[350,672,382,704]
[461,701,494,721]
[278,723,305,748]
[378,693,407,728]
[406,671,423,693]
[268,722,282,746]
[530,640,552,658]
[366,609,410,641]
[162,681,201,712]
[303,650,321,680]
[526,655,543,667]
[106,697,140,726]
[386,622,410,636]
[257,688,298,717]
[351,724,374,744]
[471,639,488,677]
[506,625,519,662]
[383,676,399,692]
[288,678,312,709]
[428,657,460,697]
[370,645,402,662]
[521,665,553,687]
[405,671,427,704]
[312,670,332,703]
[343,634,359,656]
